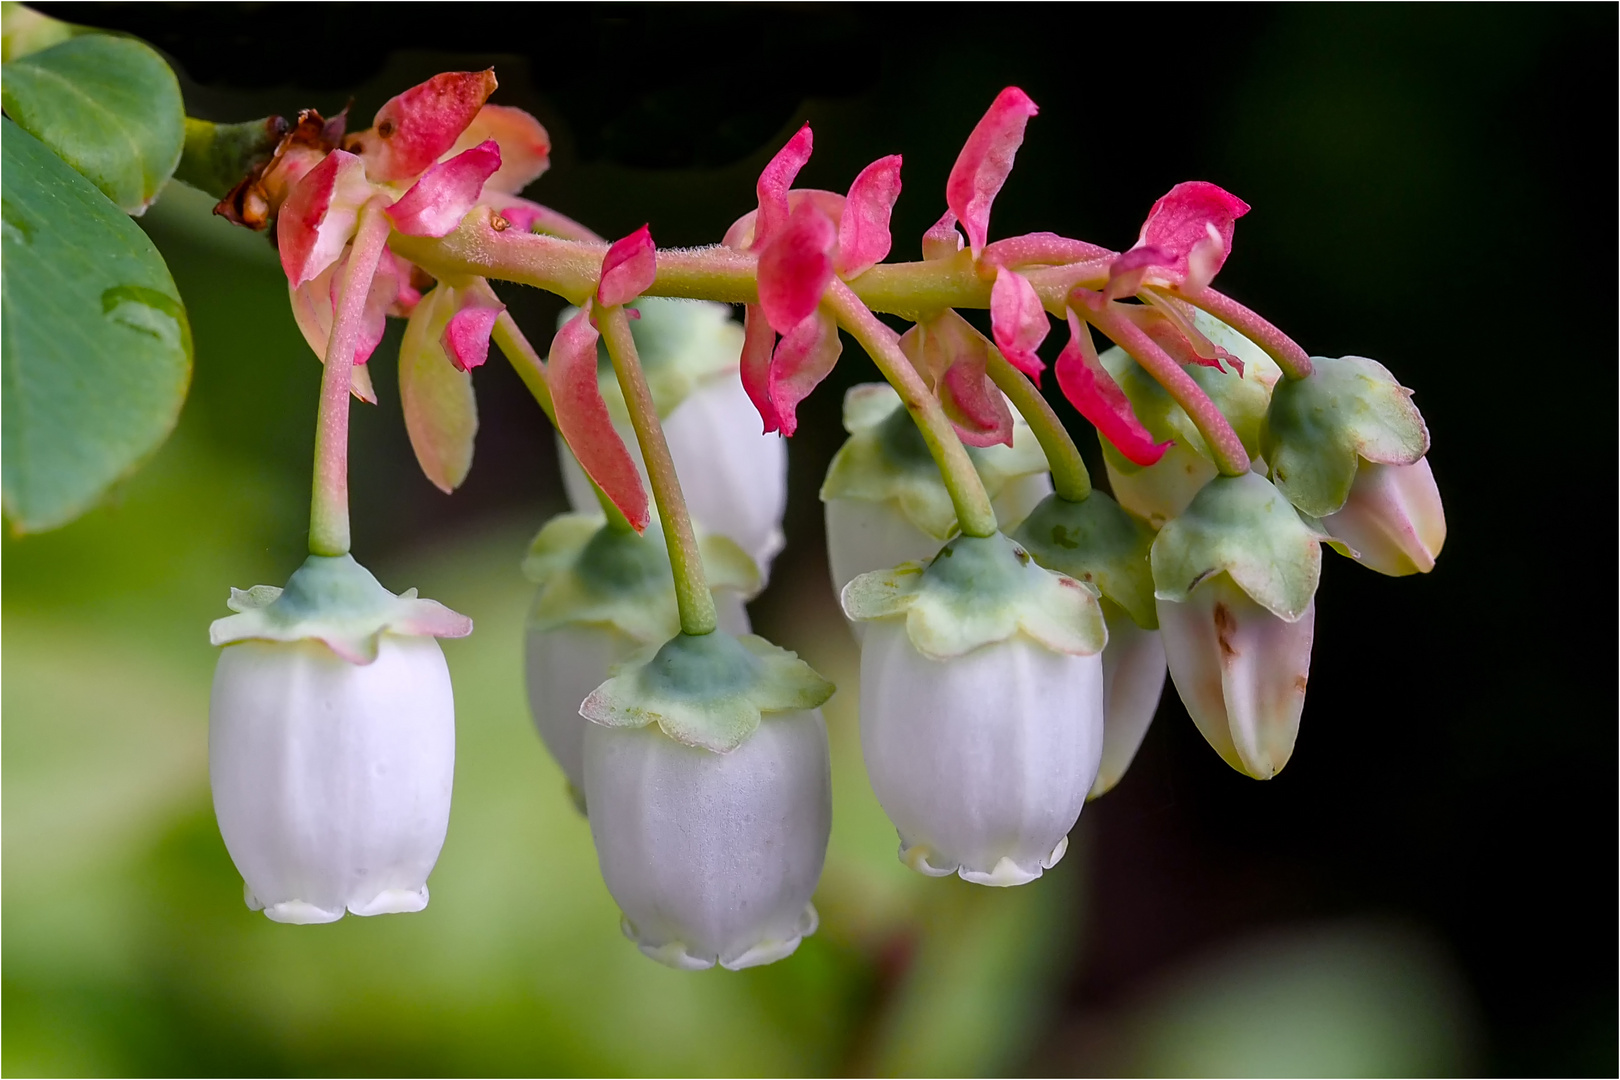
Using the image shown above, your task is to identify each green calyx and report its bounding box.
[209,553,473,664]
[1262,355,1429,518]
[1151,472,1326,622]
[521,513,758,642]
[843,531,1106,659]
[581,631,834,752]
[820,382,1048,540]
[1011,492,1158,630]
[561,297,742,421]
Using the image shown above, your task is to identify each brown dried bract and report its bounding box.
[215,107,349,231]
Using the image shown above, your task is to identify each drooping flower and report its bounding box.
[844,532,1106,885]
[1320,457,1446,576]
[208,554,472,923]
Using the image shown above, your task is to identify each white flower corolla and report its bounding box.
[844,532,1108,886]
[822,383,1051,597]
[1320,457,1445,577]
[1150,473,1325,780]
[583,710,831,969]
[556,299,788,576]
[579,629,835,968]
[1157,573,1314,780]
[1090,599,1168,799]
[207,554,471,923]
[519,513,758,802]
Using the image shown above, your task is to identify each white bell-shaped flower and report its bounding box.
[208,554,472,923]
[579,629,836,968]
[1321,457,1446,577]
[845,532,1108,886]
[1091,600,1168,799]
[557,299,787,576]
[519,513,758,802]
[1151,473,1325,780]
[583,709,831,969]
[823,383,1051,597]
[1157,573,1315,780]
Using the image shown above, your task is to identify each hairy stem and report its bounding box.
[983,352,1092,502]
[1176,287,1313,380]
[309,201,390,556]
[488,301,633,532]
[1090,305,1252,476]
[598,305,717,635]
[824,280,998,537]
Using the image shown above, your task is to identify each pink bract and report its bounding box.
[757,201,836,335]
[549,307,650,530]
[768,311,843,438]
[1055,309,1169,466]
[836,155,902,279]
[1110,181,1251,296]
[901,311,1014,448]
[386,140,502,237]
[277,150,372,287]
[740,305,783,433]
[754,124,814,251]
[446,104,550,193]
[597,225,657,308]
[946,87,1039,258]
[441,292,505,372]
[353,69,498,183]
[990,266,1049,377]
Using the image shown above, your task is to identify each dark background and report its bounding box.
[21,3,1620,1075]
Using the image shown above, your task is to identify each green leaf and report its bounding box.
[1,119,192,533]
[1,33,184,214]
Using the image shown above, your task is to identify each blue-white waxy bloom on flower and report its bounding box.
[519,513,758,804]
[579,630,835,969]
[822,382,1051,597]
[1152,472,1326,780]
[1012,492,1166,799]
[208,554,472,923]
[556,298,789,577]
[844,531,1106,885]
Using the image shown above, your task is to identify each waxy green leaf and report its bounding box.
[1,33,184,213]
[2,119,192,533]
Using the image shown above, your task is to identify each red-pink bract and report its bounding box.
[277,150,371,287]
[768,311,843,437]
[597,225,657,308]
[1055,309,1170,466]
[1124,180,1251,292]
[990,266,1049,377]
[386,140,502,237]
[740,305,783,434]
[757,201,836,335]
[836,155,902,278]
[359,69,498,183]
[921,210,964,261]
[946,87,1039,258]
[754,124,814,251]
[901,312,1014,448]
[446,103,550,193]
[549,308,650,530]
[441,293,505,372]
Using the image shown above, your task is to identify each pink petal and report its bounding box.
[990,266,1049,377]
[768,310,843,437]
[945,87,1039,258]
[754,124,814,251]
[549,307,650,530]
[941,345,1014,448]
[836,154,902,278]
[445,103,550,193]
[740,304,783,434]
[276,150,372,287]
[597,224,657,307]
[1132,180,1250,287]
[440,292,505,372]
[386,140,502,237]
[1055,309,1170,466]
[921,210,964,261]
[354,69,498,183]
[757,200,836,335]
[399,286,478,492]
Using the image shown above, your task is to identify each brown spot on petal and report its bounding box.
[1213,602,1238,659]
[1294,675,1309,694]
[377,119,395,139]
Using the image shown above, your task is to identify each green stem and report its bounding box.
[487,300,632,532]
[824,281,998,537]
[309,201,390,556]
[983,351,1091,502]
[598,305,717,635]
